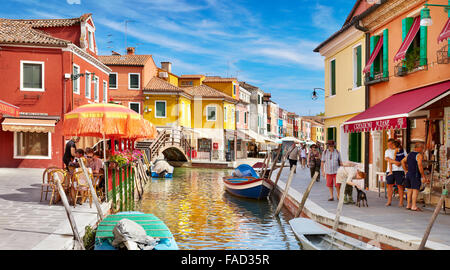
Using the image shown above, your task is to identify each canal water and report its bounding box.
[138,167,301,250]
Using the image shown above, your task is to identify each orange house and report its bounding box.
[99,48,158,114]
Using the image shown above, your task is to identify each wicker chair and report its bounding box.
[49,169,69,205]
[41,166,60,204]
[71,168,93,208]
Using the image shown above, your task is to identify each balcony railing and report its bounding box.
[437,44,449,65]
[364,71,389,85]
[394,58,428,77]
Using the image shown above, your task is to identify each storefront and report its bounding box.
[343,80,449,199]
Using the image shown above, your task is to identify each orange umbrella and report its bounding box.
[63,103,148,139]
[121,117,157,140]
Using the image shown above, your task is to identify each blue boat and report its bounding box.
[94,211,178,250]
[151,171,173,178]
[150,160,174,179]
[223,164,271,200]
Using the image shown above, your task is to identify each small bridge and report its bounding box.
[136,129,192,164]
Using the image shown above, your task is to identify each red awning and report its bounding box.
[344,80,450,133]
[394,17,420,62]
[0,100,19,117]
[438,18,450,43]
[363,36,383,73]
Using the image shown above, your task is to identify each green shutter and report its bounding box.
[349,132,362,163]
[356,46,362,87]
[330,60,336,96]
[402,17,414,68]
[420,9,428,66]
[383,29,389,78]
[327,127,336,142]
[372,36,381,74]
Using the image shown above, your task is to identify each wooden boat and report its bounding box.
[289,218,380,250]
[150,160,174,179]
[223,164,271,200]
[94,211,178,250]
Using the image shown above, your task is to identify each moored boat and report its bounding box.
[94,211,178,250]
[150,160,174,179]
[223,164,271,200]
[289,218,380,250]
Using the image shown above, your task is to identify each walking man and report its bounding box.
[321,140,343,201]
[401,142,429,212]
[307,144,321,182]
[287,142,301,174]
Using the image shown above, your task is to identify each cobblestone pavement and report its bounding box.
[0,168,102,250]
[272,166,450,246]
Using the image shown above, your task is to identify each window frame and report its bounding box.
[181,101,185,122]
[73,64,80,95]
[224,106,227,122]
[93,75,99,102]
[85,70,91,99]
[353,44,363,89]
[13,131,52,160]
[155,100,167,118]
[20,60,45,92]
[206,105,217,122]
[88,29,95,53]
[128,73,141,90]
[102,80,108,103]
[329,58,336,97]
[109,72,118,89]
[129,102,141,114]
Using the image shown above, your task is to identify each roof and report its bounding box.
[180,74,205,79]
[98,54,153,66]
[0,13,92,47]
[144,77,189,95]
[203,76,237,83]
[184,85,236,103]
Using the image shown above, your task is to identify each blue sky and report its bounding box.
[2,0,356,116]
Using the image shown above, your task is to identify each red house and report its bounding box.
[0,14,111,168]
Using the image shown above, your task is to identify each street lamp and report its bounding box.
[312,88,325,101]
[71,72,95,81]
[420,1,450,27]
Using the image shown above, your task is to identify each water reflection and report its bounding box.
[139,167,301,250]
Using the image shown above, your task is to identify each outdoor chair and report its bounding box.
[71,168,94,208]
[49,169,69,205]
[41,166,60,204]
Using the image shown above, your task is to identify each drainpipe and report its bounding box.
[355,19,371,189]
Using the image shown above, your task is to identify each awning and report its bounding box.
[0,100,19,117]
[438,18,450,43]
[363,36,383,73]
[344,80,450,133]
[242,129,265,143]
[394,17,420,62]
[2,118,57,133]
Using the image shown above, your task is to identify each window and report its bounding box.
[231,108,234,122]
[233,84,236,96]
[129,102,140,114]
[85,71,91,98]
[224,107,227,122]
[128,73,140,90]
[181,102,185,121]
[330,59,336,96]
[73,65,80,94]
[88,30,94,52]
[21,61,44,91]
[327,127,337,142]
[353,45,362,88]
[181,81,193,86]
[109,73,117,89]
[236,110,240,123]
[103,80,107,103]
[349,132,362,163]
[93,76,99,102]
[14,132,51,159]
[206,106,216,121]
[244,112,247,124]
[155,101,166,118]
[410,119,417,129]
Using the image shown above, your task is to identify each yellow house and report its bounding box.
[313,3,368,164]
[203,76,239,100]
[142,77,192,129]
[179,75,205,88]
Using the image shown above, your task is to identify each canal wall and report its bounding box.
[269,178,450,250]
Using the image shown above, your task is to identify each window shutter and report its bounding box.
[383,29,389,78]
[349,132,362,163]
[372,36,380,74]
[420,9,428,66]
[356,45,362,87]
[330,60,336,96]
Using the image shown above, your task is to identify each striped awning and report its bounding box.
[2,118,56,133]
[438,18,450,43]
[363,36,383,73]
[394,17,420,62]
[0,100,19,117]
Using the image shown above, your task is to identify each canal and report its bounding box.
[138,167,301,250]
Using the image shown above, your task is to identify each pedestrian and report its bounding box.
[287,142,301,174]
[384,139,406,207]
[300,144,307,169]
[63,136,80,169]
[321,140,343,201]
[307,144,321,181]
[336,162,365,204]
[401,142,429,212]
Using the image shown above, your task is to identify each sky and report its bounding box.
[2,0,356,116]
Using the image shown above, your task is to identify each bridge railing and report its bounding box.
[148,129,192,162]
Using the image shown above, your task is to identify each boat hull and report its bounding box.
[151,172,173,178]
[223,177,271,200]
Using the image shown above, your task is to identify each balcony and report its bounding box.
[437,44,449,65]
[364,71,389,86]
[394,58,428,77]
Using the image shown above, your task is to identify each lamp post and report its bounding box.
[71,72,95,81]
[311,88,325,101]
[420,1,450,27]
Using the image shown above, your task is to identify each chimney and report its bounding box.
[126,47,135,55]
[161,62,172,73]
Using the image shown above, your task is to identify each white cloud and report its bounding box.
[67,0,81,4]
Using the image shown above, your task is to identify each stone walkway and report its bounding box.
[0,168,108,250]
[272,166,450,247]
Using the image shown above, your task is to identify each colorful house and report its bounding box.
[179,74,206,88]
[203,76,239,100]
[0,14,110,168]
[98,47,158,114]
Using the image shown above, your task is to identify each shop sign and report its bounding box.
[344,117,407,133]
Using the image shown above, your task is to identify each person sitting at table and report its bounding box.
[87,150,103,174]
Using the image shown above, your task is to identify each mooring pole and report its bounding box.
[269,152,288,197]
[294,171,319,218]
[267,146,282,181]
[419,186,448,250]
[274,164,297,216]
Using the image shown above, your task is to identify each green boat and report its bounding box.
[94,211,179,250]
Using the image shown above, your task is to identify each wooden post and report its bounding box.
[260,154,268,178]
[269,153,288,197]
[53,173,85,250]
[78,159,104,220]
[267,147,282,180]
[332,181,347,231]
[418,187,448,250]
[123,166,128,211]
[104,162,109,202]
[131,166,135,210]
[261,151,271,179]
[112,168,116,209]
[133,166,142,199]
[275,164,297,216]
[119,167,123,212]
[294,171,320,218]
